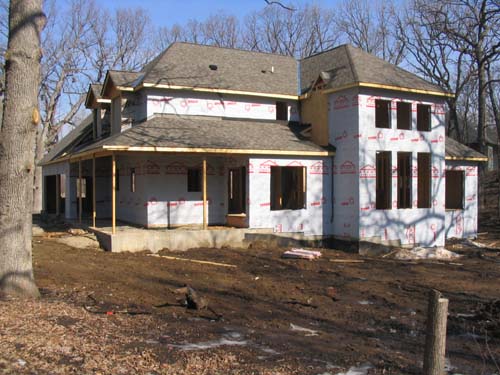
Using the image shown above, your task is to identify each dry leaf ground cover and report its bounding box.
[1,231,500,374]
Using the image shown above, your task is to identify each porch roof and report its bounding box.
[48,115,335,162]
[445,137,488,162]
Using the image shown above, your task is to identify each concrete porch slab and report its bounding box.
[88,224,274,252]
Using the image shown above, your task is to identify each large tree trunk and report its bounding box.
[32,124,46,213]
[0,0,45,298]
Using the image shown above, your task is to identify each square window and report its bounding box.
[187,168,201,192]
[417,104,431,131]
[270,166,306,210]
[375,100,391,128]
[397,102,412,130]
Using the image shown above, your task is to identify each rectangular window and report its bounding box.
[376,151,391,209]
[187,168,201,192]
[76,178,86,198]
[276,101,288,121]
[397,102,412,130]
[130,168,136,193]
[375,99,391,128]
[270,166,306,210]
[397,152,412,208]
[445,170,464,209]
[417,153,431,208]
[417,104,431,131]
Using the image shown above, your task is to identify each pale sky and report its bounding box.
[95,0,337,27]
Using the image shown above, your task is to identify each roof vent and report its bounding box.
[209,64,218,71]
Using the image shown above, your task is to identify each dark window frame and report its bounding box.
[417,104,431,131]
[397,101,412,130]
[417,153,431,208]
[376,151,392,209]
[270,166,306,210]
[445,170,464,209]
[397,152,412,209]
[187,168,202,192]
[276,101,288,121]
[375,99,391,129]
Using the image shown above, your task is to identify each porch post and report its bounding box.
[55,174,60,216]
[112,153,116,234]
[92,154,96,228]
[202,156,207,230]
[78,160,82,224]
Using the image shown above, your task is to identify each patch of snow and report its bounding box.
[336,363,374,375]
[394,247,461,260]
[357,300,373,305]
[170,332,247,351]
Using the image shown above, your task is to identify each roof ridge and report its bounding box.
[299,43,350,61]
[344,45,359,83]
[170,41,296,59]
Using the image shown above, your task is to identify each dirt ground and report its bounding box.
[1,228,500,374]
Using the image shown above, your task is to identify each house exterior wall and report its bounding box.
[445,161,478,239]
[145,89,300,122]
[327,88,447,246]
[327,88,360,240]
[248,156,333,236]
[357,89,447,247]
[115,154,228,227]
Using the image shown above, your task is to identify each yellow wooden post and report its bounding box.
[78,160,82,224]
[92,154,96,228]
[202,157,207,230]
[55,175,60,216]
[112,153,116,234]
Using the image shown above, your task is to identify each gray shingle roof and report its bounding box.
[139,43,298,96]
[90,84,103,99]
[77,114,332,155]
[39,114,94,165]
[300,44,447,95]
[108,70,142,88]
[445,137,487,161]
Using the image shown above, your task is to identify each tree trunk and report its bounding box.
[32,124,46,213]
[0,0,45,298]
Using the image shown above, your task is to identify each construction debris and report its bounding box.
[289,323,319,336]
[148,254,237,268]
[282,248,322,260]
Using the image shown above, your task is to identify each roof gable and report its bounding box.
[300,44,448,96]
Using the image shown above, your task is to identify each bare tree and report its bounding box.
[396,0,475,141]
[33,0,155,212]
[336,0,406,64]
[424,0,500,153]
[242,3,340,58]
[0,0,45,297]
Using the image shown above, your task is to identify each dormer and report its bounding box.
[85,83,110,140]
[100,70,142,135]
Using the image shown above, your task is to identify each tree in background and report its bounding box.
[0,0,45,297]
[32,0,156,212]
